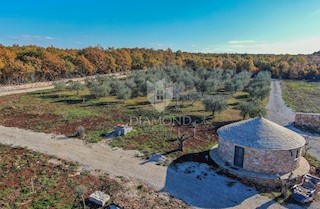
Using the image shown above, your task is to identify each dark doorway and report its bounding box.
[234,146,244,168]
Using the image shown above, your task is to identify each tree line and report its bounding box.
[0,44,319,84]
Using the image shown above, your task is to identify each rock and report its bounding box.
[68,172,81,178]
[47,158,62,165]
[89,191,110,206]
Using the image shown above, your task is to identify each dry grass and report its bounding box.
[0,88,252,158]
[282,81,320,113]
[0,144,190,209]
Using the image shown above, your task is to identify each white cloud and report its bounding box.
[150,42,163,46]
[228,40,257,44]
[150,42,173,48]
[199,38,320,54]
[261,38,320,54]
[7,35,58,41]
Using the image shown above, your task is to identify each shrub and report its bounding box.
[53,81,66,91]
[75,126,85,139]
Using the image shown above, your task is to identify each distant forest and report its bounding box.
[0,45,320,84]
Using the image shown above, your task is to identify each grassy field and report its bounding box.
[0,144,189,209]
[282,80,320,113]
[0,87,251,158]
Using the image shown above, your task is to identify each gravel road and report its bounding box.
[0,86,54,97]
[0,126,295,209]
[0,72,128,97]
[266,80,296,126]
[266,80,320,161]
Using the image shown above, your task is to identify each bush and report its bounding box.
[75,126,85,139]
[53,81,66,91]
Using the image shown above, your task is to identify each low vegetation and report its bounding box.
[282,80,320,113]
[0,144,190,209]
[0,67,271,158]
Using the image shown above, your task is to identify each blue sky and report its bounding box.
[0,0,320,54]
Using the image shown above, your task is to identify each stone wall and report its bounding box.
[217,136,303,174]
[217,137,235,165]
[295,113,320,133]
[0,72,124,93]
[243,147,301,174]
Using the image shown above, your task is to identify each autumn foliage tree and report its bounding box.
[0,44,320,85]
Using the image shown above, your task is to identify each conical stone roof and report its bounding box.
[217,117,305,150]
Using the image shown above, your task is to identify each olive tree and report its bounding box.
[202,95,228,118]
[247,71,271,99]
[68,81,85,95]
[238,100,265,119]
[53,81,66,97]
[125,72,147,97]
[225,70,252,93]
[173,82,186,110]
[89,80,111,98]
[116,82,132,102]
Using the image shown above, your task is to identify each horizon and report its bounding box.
[1,0,320,55]
[1,43,317,56]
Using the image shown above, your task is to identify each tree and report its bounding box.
[202,95,227,118]
[68,81,85,95]
[278,172,293,198]
[176,132,189,152]
[53,81,66,91]
[238,101,265,119]
[225,70,252,93]
[247,71,271,99]
[75,184,87,209]
[173,82,186,110]
[89,80,111,98]
[116,82,132,101]
[53,81,66,97]
[1,45,320,85]
[109,77,122,96]
[125,72,147,97]
[180,92,201,106]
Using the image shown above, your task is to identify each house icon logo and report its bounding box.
[147,78,173,112]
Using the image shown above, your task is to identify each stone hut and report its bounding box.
[210,117,310,187]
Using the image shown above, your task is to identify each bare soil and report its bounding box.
[0,144,190,209]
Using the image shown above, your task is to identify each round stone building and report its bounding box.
[210,117,310,187]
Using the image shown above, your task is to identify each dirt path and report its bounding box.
[0,126,295,209]
[266,80,296,126]
[0,73,128,97]
[266,80,320,161]
[0,86,54,97]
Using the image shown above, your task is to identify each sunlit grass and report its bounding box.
[282,81,320,113]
